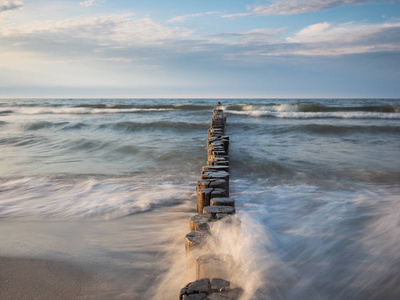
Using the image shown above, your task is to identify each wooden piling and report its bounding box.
[180,102,243,299]
[196,254,234,281]
[190,214,212,232]
[185,231,208,253]
[203,205,235,218]
[210,197,235,207]
[197,188,213,213]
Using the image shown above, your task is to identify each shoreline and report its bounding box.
[0,204,193,299]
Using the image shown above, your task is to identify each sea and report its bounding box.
[0,98,399,299]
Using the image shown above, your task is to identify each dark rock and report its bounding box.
[211,278,230,293]
[206,288,244,300]
[180,278,211,299]
[182,294,208,300]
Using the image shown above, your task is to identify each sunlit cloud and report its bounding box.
[253,0,366,16]
[286,21,400,43]
[223,0,382,17]
[168,11,219,23]
[274,21,400,56]
[0,14,194,63]
[79,0,95,7]
[1,10,400,70]
[206,21,400,59]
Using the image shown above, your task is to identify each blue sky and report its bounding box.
[0,0,399,98]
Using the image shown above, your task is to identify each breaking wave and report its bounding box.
[0,107,173,115]
[225,103,400,119]
[0,176,193,220]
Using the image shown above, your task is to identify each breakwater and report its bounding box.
[179,103,243,300]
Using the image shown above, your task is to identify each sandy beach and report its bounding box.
[0,256,104,299]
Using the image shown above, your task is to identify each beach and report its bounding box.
[1,98,400,299]
[0,256,98,300]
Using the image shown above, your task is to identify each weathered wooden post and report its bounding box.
[180,102,244,299]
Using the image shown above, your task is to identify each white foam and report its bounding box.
[228,178,400,298]
[0,176,192,220]
[0,107,173,115]
[226,109,400,119]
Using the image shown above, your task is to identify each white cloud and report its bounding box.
[210,28,285,45]
[253,0,366,16]
[0,14,188,43]
[208,21,400,59]
[223,0,375,17]
[0,14,195,64]
[1,11,400,67]
[0,0,23,12]
[286,21,400,44]
[271,21,400,56]
[79,0,95,7]
[168,11,219,23]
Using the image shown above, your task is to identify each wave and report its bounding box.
[0,135,44,147]
[23,121,91,131]
[0,176,194,220]
[0,106,174,115]
[232,122,400,135]
[68,138,111,152]
[227,104,400,113]
[225,103,400,119]
[98,121,208,132]
[24,121,69,131]
[226,110,400,119]
[230,155,400,187]
[299,124,400,135]
[74,103,214,111]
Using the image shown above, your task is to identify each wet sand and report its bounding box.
[0,256,103,300]
[0,205,193,299]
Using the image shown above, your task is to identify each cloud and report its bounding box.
[1,11,400,70]
[79,0,96,7]
[0,0,23,12]
[79,0,95,7]
[274,21,400,56]
[205,21,400,60]
[168,11,219,23]
[253,0,366,16]
[0,14,195,63]
[223,0,378,17]
[286,21,400,44]
[210,28,285,45]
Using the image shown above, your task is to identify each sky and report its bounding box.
[0,0,399,98]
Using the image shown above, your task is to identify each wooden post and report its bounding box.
[196,180,210,192]
[210,197,235,207]
[196,254,234,281]
[203,205,235,218]
[201,171,229,196]
[180,102,244,299]
[189,214,212,232]
[185,231,208,254]
[197,188,213,213]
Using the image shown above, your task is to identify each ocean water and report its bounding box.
[0,98,400,299]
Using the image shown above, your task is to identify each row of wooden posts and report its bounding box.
[179,103,243,300]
